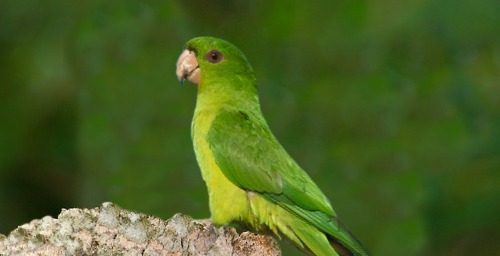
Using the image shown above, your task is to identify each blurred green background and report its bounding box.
[1,0,499,255]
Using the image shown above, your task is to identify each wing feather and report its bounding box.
[207,109,367,255]
[207,109,334,215]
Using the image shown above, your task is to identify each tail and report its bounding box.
[250,193,368,255]
[324,218,368,256]
[275,211,368,256]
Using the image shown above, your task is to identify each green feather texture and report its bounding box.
[182,37,368,256]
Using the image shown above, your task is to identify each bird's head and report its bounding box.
[176,37,255,87]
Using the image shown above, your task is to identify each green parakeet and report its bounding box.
[176,37,368,256]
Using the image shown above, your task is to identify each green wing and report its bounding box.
[207,109,367,255]
[207,109,334,216]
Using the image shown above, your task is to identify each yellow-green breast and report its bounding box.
[191,102,251,225]
[191,89,293,236]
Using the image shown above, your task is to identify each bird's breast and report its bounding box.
[192,106,249,224]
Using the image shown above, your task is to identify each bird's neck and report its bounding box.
[195,79,260,114]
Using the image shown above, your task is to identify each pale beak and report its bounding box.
[176,49,200,85]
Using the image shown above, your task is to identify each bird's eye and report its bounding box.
[206,50,223,63]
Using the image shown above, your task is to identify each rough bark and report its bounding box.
[0,202,281,256]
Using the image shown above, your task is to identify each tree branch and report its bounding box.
[0,202,281,255]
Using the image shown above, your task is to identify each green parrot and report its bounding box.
[176,37,368,256]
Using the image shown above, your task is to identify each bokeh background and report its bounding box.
[1,1,499,255]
